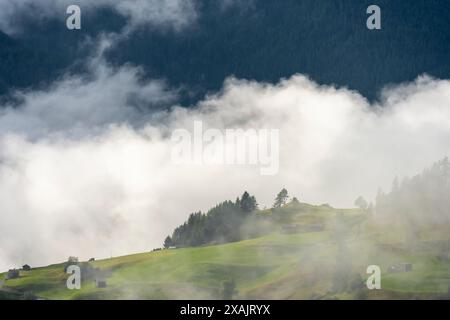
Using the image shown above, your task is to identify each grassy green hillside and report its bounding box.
[1,203,450,300]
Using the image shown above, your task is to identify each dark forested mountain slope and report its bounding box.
[1,0,450,104]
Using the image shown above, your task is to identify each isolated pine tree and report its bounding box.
[273,188,289,208]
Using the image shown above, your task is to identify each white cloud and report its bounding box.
[0,57,176,139]
[1,62,450,271]
[0,0,197,34]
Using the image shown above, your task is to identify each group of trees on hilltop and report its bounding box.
[163,189,293,248]
[164,191,258,248]
[375,158,450,223]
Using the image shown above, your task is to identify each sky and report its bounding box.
[1,1,450,270]
[0,0,198,34]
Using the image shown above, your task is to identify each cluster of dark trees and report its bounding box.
[163,189,291,248]
[163,191,257,248]
[375,158,450,223]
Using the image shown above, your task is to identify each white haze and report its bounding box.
[0,0,198,35]
[0,58,176,139]
[2,54,450,270]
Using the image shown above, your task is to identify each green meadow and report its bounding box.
[2,203,449,300]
